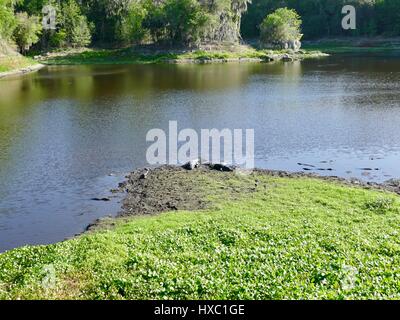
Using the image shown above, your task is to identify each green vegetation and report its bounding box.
[0,55,37,73]
[260,7,302,48]
[57,0,92,48]
[4,0,254,50]
[303,39,400,54]
[1,171,400,300]
[243,0,400,39]
[0,0,17,41]
[13,12,42,54]
[2,0,400,54]
[40,47,326,66]
[3,0,399,71]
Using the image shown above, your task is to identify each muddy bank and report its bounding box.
[117,165,258,216]
[87,164,400,226]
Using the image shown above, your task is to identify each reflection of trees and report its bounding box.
[0,61,305,175]
[0,63,258,175]
[0,63,259,105]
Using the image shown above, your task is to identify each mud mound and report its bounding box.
[85,164,400,232]
[117,165,258,217]
[117,165,400,218]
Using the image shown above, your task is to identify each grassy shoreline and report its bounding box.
[37,37,400,67]
[1,166,400,300]
[0,55,39,75]
[38,47,328,66]
[3,37,400,73]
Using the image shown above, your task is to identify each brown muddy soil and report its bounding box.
[116,165,258,217]
[86,164,400,231]
[117,164,400,217]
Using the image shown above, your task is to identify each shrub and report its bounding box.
[60,0,92,48]
[163,0,210,46]
[118,1,148,44]
[12,12,42,53]
[259,7,302,47]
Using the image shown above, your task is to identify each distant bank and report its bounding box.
[35,44,328,67]
[11,37,400,75]
[303,37,400,54]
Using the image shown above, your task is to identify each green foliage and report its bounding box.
[40,47,323,65]
[243,0,400,39]
[364,197,397,215]
[0,55,36,72]
[0,0,17,41]
[163,0,210,45]
[49,30,67,48]
[81,0,136,43]
[12,12,42,53]
[79,0,251,45]
[1,173,400,299]
[260,7,301,45]
[118,1,148,44]
[59,0,92,48]
[16,0,49,15]
[141,0,167,43]
[5,0,400,55]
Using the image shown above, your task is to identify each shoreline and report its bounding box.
[35,47,329,66]
[303,37,400,54]
[34,37,400,67]
[4,37,400,73]
[2,163,400,299]
[86,164,400,232]
[0,63,45,79]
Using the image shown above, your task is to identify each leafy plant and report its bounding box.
[0,0,17,41]
[12,12,42,53]
[259,7,302,46]
[364,197,396,214]
[60,0,92,48]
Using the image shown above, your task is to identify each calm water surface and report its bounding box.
[1,54,400,251]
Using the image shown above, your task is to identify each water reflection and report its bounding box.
[0,56,400,251]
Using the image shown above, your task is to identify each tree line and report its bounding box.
[1,0,252,52]
[243,0,400,39]
[2,0,400,54]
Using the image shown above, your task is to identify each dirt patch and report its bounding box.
[118,165,400,217]
[116,165,258,217]
[86,164,400,231]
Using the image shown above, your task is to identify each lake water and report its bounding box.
[1,54,400,251]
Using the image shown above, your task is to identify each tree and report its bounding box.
[200,0,248,43]
[12,12,42,53]
[259,7,302,47]
[141,0,168,43]
[118,0,148,44]
[60,0,92,47]
[0,0,17,41]
[163,0,210,45]
[231,0,252,40]
[81,0,133,43]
